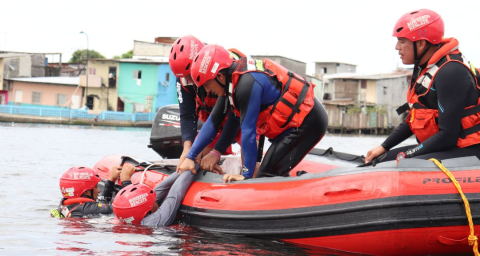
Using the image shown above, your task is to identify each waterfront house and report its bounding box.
[321,70,412,133]
[82,59,119,111]
[314,61,357,76]
[117,59,177,113]
[0,52,47,105]
[6,77,82,109]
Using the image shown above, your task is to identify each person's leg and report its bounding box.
[257,98,328,177]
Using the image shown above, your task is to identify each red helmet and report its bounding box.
[392,9,444,44]
[112,183,156,224]
[191,44,233,87]
[59,167,101,198]
[169,35,205,77]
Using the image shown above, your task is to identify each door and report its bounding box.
[117,97,124,112]
[15,90,23,103]
[86,96,94,110]
[71,95,80,109]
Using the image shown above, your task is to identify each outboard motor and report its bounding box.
[148,104,202,158]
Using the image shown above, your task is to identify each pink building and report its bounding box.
[0,90,7,105]
[7,77,83,109]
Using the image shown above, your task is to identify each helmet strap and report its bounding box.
[214,76,226,89]
[213,71,232,114]
[411,41,432,87]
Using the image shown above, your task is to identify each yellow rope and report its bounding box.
[429,158,479,256]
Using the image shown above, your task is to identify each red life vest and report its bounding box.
[228,57,315,139]
[190,48,247,122]
[403,38,480,148]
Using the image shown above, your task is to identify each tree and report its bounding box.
[113,50,133,59]
[69,49,105,63]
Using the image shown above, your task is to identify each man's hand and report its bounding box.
[365,145,387,164]
[223,174,245,183]
[108,166,122,182]
[120,163,136,182]
[200,150,221,172]
[210,164,224,175]
[178,158,197,175]
[177,141,192,172]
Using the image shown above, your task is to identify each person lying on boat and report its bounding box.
[365,9,480,164]
[170,35,246,174]
[178,44,328,182]
[50,164,136,218]
[112,170,195,226]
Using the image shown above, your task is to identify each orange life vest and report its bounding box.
[228,57,315,139]
[60,197,95,218]
[403,38,480,148]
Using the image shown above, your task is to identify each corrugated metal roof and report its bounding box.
[323,70,412,80]
[0,53,30,58]
[118,57,168,64]
[7,76,79,85]
[314,61,357,66]
[251,55,305,64]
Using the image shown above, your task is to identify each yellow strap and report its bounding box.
[429,158,479,256]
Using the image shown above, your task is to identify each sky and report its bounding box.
[1,0,479,74]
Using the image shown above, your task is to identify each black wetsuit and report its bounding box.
[381,61,480,161]
[177,78,240,154]
[51,180,131,218]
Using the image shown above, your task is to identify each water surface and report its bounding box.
[0,122,416,255]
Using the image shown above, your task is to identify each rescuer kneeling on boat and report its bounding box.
[50,164,136,218]
[178,44,328,181]
[365,9,480,164]
[112,170,195,226]
[169,35,245,174]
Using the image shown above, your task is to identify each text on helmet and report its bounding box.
[129,192,148,207]
[73,172,93,180]
[408,15,431,31]
[189,40,199,60]
[199,51,211,74]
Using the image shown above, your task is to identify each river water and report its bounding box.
[0,122,416,256]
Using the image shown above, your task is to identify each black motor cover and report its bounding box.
[148,104,202,158]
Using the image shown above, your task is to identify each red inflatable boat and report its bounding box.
[93,152,480,256]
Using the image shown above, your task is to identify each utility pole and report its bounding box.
[80,31,89,109]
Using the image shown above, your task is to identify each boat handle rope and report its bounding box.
[140,164,164,185]
[429,158,479,256]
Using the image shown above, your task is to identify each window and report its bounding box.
[109,67,117,87]
[57,94,66,106]
[383,86,388,95]
[89,68,96,75]
[32,92,41,104]
[133,70,142,79]
[361,80,367,89]
[133,70,142,86]
[165,73,170,82]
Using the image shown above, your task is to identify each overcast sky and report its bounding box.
[1,0,479,74]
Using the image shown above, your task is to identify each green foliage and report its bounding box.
[346,106,362,114]
[113,50,133,59]
[69,49,105,63]
[346,105,388,115]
